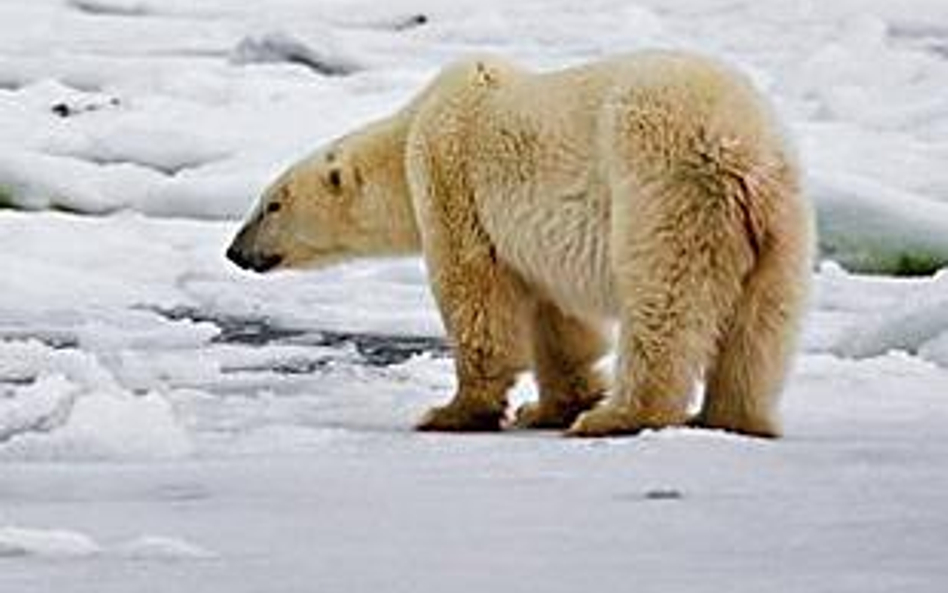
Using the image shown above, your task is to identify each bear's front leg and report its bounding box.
[415,253,531,431]
[406,115,534,432]
[417,375,515,432]
[413,217,531,432]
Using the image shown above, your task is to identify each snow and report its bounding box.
[114,535,217,560]
[0,527,101,558]
[831,270,948,365]
[0,0,947,591]
[0,526,215,561]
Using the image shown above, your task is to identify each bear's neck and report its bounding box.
[353,114,422,255]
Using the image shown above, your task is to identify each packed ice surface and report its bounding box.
[1,1,947,592]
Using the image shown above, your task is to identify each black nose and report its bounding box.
[226,243,247,268]
[226,244,283,273]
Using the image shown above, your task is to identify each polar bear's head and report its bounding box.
[226,120,419,273]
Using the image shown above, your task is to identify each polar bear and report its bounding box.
[227,52,814,438]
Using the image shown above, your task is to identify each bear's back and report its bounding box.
[406,52,789,321]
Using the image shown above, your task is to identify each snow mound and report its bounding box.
[920,331,948,368]
[0,527,101,558]
[0,527,217,561]
[47,125,231,177]
[0,340,192,461]
[0,148,162,214]
[0,374,76,443]
[114,535,218,560]
[832,272,948,365]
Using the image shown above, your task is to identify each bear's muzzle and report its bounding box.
[226,226,284,273]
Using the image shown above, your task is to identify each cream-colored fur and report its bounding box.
[227,51,814,438]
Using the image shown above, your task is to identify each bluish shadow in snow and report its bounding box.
[229,32,363,77]
[67,0,151,17]
[890,22,948,58]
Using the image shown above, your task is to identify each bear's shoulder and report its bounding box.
[435,55,522,92]
[406,55,524,118]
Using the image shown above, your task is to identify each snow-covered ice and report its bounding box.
[114,535,217,560]
[0,527,101,558]
[0,526,215,561]
[1,0,947,591]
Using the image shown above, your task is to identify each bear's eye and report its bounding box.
[266,202,282,214]
[327,169,343,192]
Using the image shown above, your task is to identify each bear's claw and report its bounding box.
[566,404,688,438]
[566,406,643,437]
[416,401,506,432]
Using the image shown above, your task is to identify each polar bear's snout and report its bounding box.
[226,222,284,273]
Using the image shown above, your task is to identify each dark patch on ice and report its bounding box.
[392,14,429,32]
[50,96,121,118]
[230,32,361,77]
[51,103,71,117]
[153,483,211,502]
[0,76,102,95]
[643,489,684,501]
[342,13,429,33]
[890,22,948,40]
[0,186,15,210]
[930,44,948,59]
[615,489,685,502]
[819,240,946,277]
[49,201,121,216]
[68,0,151,17]
[146,305,447,367]
[143,305,305,345]
[290,330,448,367]
[890,22,948,58]
[0,376,37,388]
[0,332,80,350]
[224,358,332,375]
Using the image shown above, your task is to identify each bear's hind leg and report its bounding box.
[696,218,810,438]
[513,301,609,429]
[567,321,703,437]
[568,176,750,437]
